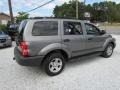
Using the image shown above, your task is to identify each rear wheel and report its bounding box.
[101,43,114,58]
[43,53,65,76]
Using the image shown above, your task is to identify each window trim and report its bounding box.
[32,21,58,36]
[63,21,83,35]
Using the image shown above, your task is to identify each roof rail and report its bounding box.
[29,17,79,20]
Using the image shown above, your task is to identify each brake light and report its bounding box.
[20,41,28,57]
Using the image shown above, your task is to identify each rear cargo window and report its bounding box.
[19,20,27,35]
[32,21,58,36]
[18,20,27,40]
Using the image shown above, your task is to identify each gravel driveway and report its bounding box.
[100,26,120,35]
[0,35,120,90]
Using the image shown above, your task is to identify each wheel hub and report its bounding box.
[49,58,62,73]
[107,46,113,56]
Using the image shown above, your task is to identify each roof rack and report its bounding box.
[29,17,79,20]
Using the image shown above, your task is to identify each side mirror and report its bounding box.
[100,30,106,35]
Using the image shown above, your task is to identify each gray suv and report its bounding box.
[14,19,116,76]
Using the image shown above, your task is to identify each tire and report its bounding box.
[9,44,12,47]
[43,53,65,76]
[8,43,12,47]
[101,43,114,58]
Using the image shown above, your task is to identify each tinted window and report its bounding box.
[64,21,83,35]
[32,21,58,36]
[85,23,100,35]
[19,20,27,33]
[17,20,28,41]
[18,20,27,37]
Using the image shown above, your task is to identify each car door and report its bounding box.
[84,23,106,53]
[61,21,86,57]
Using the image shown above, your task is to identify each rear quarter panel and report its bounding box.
[23,19,63,56]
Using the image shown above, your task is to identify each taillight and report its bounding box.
[20,41,28,57]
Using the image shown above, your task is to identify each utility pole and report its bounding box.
[8,0,14,24]
[84,0,86,5]
[76,0,79,19]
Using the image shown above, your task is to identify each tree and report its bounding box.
[16,12,29,23]
[53,1,85,19]
[0,24,8,33]
[53,0,120,22]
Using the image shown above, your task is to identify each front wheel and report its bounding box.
[43,53,65,76]
[101,43,114,58]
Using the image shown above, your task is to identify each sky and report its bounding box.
[0,0,120,17]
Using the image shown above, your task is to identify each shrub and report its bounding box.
[0,24,8,33]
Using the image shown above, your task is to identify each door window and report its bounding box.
[64,21,83,35]
[85,23,100,35]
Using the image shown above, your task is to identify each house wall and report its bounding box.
[0,14,10,25]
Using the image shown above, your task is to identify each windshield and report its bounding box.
[0,31,5,35]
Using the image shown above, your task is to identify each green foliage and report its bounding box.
[53,1,120,22]
[16,12,29,23]
[0,24,8,33]
[53,1,85,19]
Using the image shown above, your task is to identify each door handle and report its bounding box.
[63,39,70,42]
[88,37,93,40]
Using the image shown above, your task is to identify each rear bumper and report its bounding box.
[14,47,44,66]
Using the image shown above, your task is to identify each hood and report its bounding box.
[0,35,9,39]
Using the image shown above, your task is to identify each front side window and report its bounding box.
[85,23,100,35]
[64,21,83,35]
[32,21,58,36]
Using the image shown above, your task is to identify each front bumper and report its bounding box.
[112,38,116,48]
[0,39,12,47]
[14,47,44,66]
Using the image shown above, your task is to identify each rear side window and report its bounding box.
[18,20,28,38]
[32,21,58,36]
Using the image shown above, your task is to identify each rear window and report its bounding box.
[19,20,27,34]
[32,21,58,36]
[18,20,27,38]
[18,20,28,40]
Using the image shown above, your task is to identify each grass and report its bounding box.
[100,23,120,26]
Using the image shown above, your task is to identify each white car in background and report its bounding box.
[0,31,12,48]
